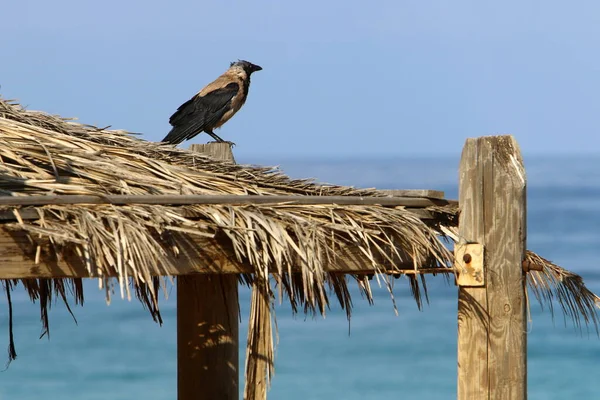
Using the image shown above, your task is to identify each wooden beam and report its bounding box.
[457,135,527,400]
[0,194,453,207]
[178,143,238,400]
[0,228,443,279]
[381,189,445,199]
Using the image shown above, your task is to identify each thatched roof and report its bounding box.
[0,97,598,398]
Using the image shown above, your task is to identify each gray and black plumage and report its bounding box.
[161,60,262,144]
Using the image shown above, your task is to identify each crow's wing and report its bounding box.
[162,82,239,144]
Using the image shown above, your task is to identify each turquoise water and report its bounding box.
[1,155,599,399]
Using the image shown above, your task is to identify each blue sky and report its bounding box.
[1,1,599,161]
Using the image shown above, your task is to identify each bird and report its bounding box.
[161,60,262,145]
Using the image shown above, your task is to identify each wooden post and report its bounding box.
[457,135,527,399]
[178,143,239,400]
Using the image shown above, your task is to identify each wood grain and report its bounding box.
[178,142,239,400]
[381,189,445,199]
[457,135,527,400]
[0,194,452,207]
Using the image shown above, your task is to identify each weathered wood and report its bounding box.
[178,142,239,400]
[0,194,453,207]
[177,275,239,400]
[457,135,527,400]
[381,189,445,199]
[0,228,441,279]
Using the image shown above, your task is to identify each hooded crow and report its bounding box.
[162,60,262,145]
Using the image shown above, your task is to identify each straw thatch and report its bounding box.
[0,97,598,399]
[0,97,455,395]
[525,251,600,331]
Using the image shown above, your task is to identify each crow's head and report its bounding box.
[230,60,262,75]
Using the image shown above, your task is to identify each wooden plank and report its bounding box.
[0,194,452,207]
[0,209,39,221]
[457,135,527,400]
[381,189,445,199]
[178,143,238,400]
[0,228,442,279]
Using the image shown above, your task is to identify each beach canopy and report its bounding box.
[0,97,598,398]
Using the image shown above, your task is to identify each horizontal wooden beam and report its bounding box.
[381,189,445,199]
[0,228,447,279]
[0,194,455,207]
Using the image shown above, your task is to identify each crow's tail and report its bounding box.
[161,126,188,144]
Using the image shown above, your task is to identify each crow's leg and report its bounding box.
[205,130,225,142]
[206,130,236,147]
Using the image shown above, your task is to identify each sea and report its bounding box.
[1,155,599,400]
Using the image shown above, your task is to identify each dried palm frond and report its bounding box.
[244,280,275,400]
[0,97,455,391]
[526,251,600,333]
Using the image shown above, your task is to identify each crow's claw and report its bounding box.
[207,140,236,147]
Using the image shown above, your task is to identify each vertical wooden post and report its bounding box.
[178,143,239,400]
[457,135,527,399]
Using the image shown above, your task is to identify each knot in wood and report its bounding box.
[462,253,472,264]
